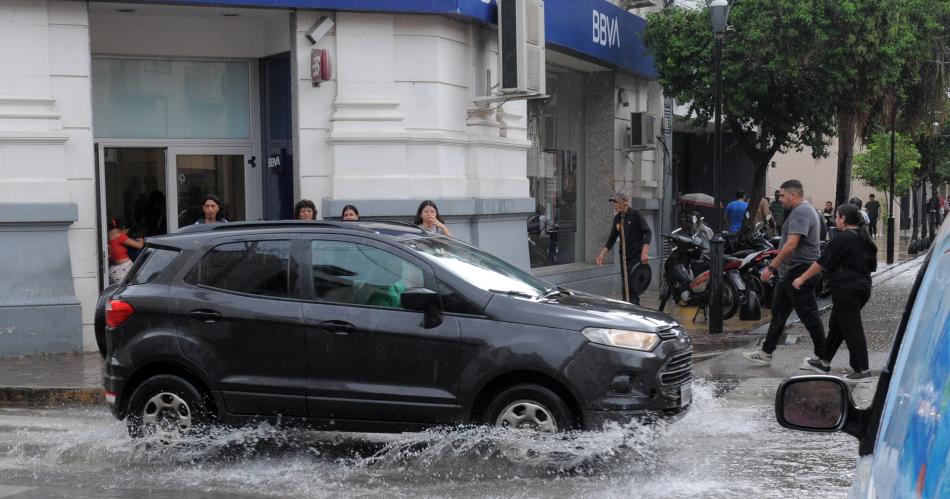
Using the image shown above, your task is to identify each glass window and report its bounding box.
[103,148,167,237]
[189,240,294,298]
[402,237,548,298]
[176,154,246,226]
[92,58,250,139]
[311,240,424,309]
[526,66,585,268]
[128,248,179,285]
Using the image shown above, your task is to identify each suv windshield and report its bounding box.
[402,237,548,298]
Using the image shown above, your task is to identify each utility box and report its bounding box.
[626,112,656,150]
[498,0,545,96]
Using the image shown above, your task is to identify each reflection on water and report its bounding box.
[0,380,857,498]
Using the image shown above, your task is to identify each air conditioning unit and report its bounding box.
[625,112,657,150]
[498,0,545,96]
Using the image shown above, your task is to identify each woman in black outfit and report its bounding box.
[793,203,877,382]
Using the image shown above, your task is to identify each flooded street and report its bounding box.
[0,259,919,498]
[0,379,857,498]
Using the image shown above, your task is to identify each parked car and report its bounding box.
[774,221,949,497]
[100,221,693,440]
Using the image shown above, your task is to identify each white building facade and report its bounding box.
[0,0,665,356]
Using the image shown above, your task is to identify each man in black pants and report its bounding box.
[865,194,880,238]
[596,192,651,305]
[742,180,826,365]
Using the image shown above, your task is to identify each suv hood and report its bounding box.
[485,291,679,333]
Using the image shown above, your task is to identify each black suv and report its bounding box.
[102,221,692,439]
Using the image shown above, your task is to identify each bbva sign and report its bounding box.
[592,9,620,48]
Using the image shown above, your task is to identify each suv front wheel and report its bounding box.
[482,384,574,432]
[126,375,210,441]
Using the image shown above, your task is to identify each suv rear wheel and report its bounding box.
[126,375,209,441]
[482,384,574,432]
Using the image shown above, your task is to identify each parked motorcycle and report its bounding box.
[658,231,747,322]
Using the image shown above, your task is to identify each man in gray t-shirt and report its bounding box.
[778,200,821,273]
[743,179,826,366]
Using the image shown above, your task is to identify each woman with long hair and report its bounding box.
[341,204,359,221]
[195,194,228,224]
[107,218,144,284]
[414,200,453,237]
[294,199,317,220]
[793,203,877,382]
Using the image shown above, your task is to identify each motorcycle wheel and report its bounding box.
[722,280,740,320]
[742,274,765,304]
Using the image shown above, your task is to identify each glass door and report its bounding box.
[101,147,168,237]
[168,147,253,230]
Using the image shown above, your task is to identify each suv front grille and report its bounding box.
[656,327,678,341]
[660,350,693,386]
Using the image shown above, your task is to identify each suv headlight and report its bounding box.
[582,327,659,351]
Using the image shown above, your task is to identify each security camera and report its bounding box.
[306,16,334,45]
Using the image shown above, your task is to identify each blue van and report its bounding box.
[774,221,949,497]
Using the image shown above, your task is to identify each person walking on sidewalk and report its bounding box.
[742,180,826,366]
[793,203,877,382]
[596,191,651,305]
[865,194,880,238]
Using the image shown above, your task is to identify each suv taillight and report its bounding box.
[106,300,134,328]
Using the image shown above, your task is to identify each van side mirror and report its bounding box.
[400,288,443,328]
[775,376,854,433]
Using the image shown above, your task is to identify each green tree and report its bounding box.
[644,1,837,223]
[853,132,921,208]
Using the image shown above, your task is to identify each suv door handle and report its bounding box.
[318,320,355,335]
[190,309,222,323]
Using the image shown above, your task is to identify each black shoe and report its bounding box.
[844,371,874,383]
[800,358,830,374]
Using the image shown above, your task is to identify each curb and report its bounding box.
[0,387,104,407]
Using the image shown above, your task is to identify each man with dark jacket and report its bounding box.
[596,192,652,305]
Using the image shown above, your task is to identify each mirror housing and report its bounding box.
[775,376,855,433]
[400,288,443,328]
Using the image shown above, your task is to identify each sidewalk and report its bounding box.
[0,242,923,408]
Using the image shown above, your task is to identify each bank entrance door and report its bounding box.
[98,145,254,285]
[167,147,251,228]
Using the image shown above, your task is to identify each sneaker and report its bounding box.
[844,371,875,383]
[800,358,830,374]
[742,350,772,365]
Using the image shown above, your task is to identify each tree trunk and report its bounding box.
[835,112,857,208]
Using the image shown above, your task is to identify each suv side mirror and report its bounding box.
[775,376,856,433]
[400,288,443,328]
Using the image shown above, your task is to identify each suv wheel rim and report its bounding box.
[495,400,557,432]
[142,392,192,437]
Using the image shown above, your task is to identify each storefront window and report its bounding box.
[92,58,250,139]
[527,67,585,268]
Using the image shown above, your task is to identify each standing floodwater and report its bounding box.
[0,380,857,498]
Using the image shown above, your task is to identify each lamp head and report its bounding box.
[710,0,729,34]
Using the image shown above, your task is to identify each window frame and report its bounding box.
[303,235,436,311]
[183,234,301,301]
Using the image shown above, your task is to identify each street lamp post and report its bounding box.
[887,110,895,264]
[709,0,728,335]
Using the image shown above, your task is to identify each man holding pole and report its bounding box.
[596,192,652,305]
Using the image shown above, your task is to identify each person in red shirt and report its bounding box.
[108,218,144,284]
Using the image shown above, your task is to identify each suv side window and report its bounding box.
[128,248,180,285]
[311,240,424,309]
[187,240,295,298]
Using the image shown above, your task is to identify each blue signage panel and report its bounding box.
[543,0,656,78]
[127,0,655,77]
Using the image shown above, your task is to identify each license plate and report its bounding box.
[680,384,692,407]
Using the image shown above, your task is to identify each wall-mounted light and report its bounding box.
[618,88,629,107]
